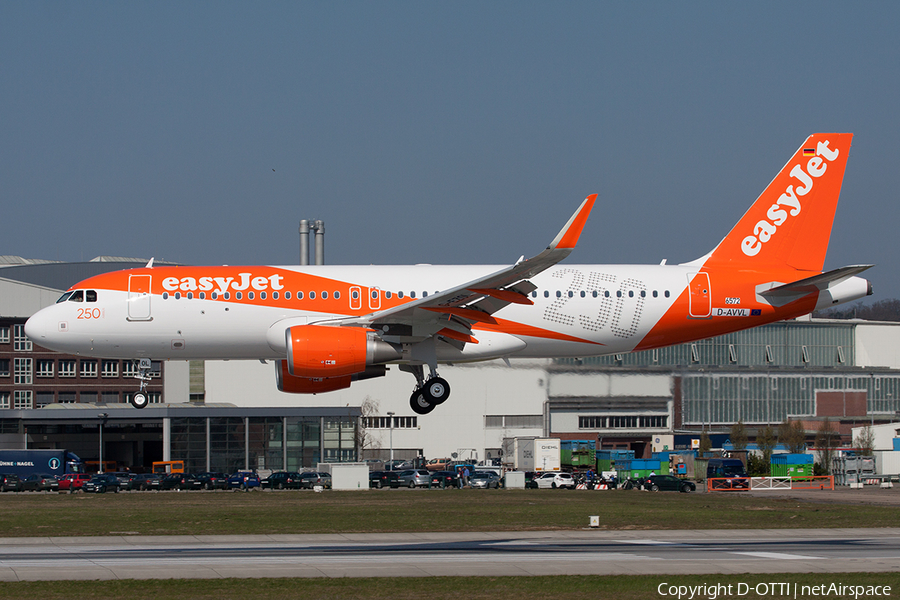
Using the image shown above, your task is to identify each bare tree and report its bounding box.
[779,419,807,454]
[815,417,840,475]
[729,420,748,452]
[854,426,876,456]
[699,431,712,456]
[356,396,382,460]
[755,426,777,475]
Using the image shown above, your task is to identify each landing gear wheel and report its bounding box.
[131,392,149,409]
[426,377,450,405]
[409,390,436,415]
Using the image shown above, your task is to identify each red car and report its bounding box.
[58,473,91,493]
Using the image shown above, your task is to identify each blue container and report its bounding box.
[771,453,812,466]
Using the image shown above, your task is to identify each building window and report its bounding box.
[13,325,31,351]
[123,361,137,378]
[59,361,76,378]
[14,390,32,409]
[0,326,9,344]
[639,416,668,428]
[579,416,606,428]
[57,392,77,404]
[0,359,9,377]
[363,416,418,429]
[485,415,543,428]
[123,392,161,405]
[101,392,119,404]
[34,392,55,408]
[36,360,54,378]
[101,360,119,378]
[0,393,9,409]
[14,358,32,385]
[80,360,98,378]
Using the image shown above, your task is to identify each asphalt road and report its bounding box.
[1,528,898,581]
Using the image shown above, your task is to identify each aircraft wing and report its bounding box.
[339,195,596,343]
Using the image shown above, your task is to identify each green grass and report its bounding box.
[0,488,896,537]
[1,573,899,600]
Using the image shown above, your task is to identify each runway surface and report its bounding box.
[1,528,899,581]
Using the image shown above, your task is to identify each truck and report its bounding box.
[0,449,83,479]
[506,437,561,472]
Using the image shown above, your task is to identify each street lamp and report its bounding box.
[387,411,395,469]
[98,413,109,474]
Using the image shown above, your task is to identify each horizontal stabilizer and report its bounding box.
[760,264,873,298]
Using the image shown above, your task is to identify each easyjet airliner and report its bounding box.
[25,134,872,414]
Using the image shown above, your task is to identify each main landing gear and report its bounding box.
[402,365,451,415]
[130,358,153,409]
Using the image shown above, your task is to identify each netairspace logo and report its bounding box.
[658,582,892,600]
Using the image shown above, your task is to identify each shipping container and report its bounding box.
[561,440,595,469]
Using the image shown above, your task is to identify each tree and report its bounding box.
[729,420,748,452]
[356,396,382,460]
[699,431,712,456]
[814,417,840,475]
[855,426,876,456]
[779,419,807,454]
[755,426,777,475]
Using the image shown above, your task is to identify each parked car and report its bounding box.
[369,470,401,489]
[524,472,539,489]
[384,460,413,471]
[396,469,431,488]
[196,472,229,490]
[177,473,205,491]
[261,471,302,490]
[534,472,576,489]
[58,473,91,493]
[645,474,696,493]
[227,471,261,490]
[22,473,60,492]
[83,473,120,493]
[129,473,162,491]
[297,471,332,489]
[429,470,459,489]
[469,471,501,489]
[110,472,136,491]
[160,473,186,491]
[0,474,23,492]
[425,458,452,472]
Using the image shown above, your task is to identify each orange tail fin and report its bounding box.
[704,133,853,272]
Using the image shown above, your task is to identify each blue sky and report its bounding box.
[3,2,899,299]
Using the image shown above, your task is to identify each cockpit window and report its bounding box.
[68,290,84,302]
[86,290,97,302]
[56,292,74,304]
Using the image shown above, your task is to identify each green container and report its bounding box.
[771,463,814,478]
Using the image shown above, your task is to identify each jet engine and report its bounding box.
[285,325,400,378]
[275,360,388,394]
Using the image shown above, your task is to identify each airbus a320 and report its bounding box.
[25,134,872,415]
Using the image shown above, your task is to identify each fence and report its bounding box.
[707,476,833,492]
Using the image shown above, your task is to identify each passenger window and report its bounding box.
[409,291,415,299]
[334,291,340,299]
[398,291,404,299]
[665,291,670,298]
[86,290,97,302]
[309,292,316,300]
[297,292,303,300]
[544,291,549,298]
[653,290,658,298]
[423,291,428,297]
[322,291,328,299]
[385,291,392,299]
[69,290,84,302]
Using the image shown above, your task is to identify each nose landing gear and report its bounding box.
[130,358,153,409]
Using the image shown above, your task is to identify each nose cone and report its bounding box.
[25,307,60,350]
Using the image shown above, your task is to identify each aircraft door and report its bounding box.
[128,275,152,321]
[687,272,711,318]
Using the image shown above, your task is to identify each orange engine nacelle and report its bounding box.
[276,361,353,393]
[275,360,388,394]
[284,324,400,378]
